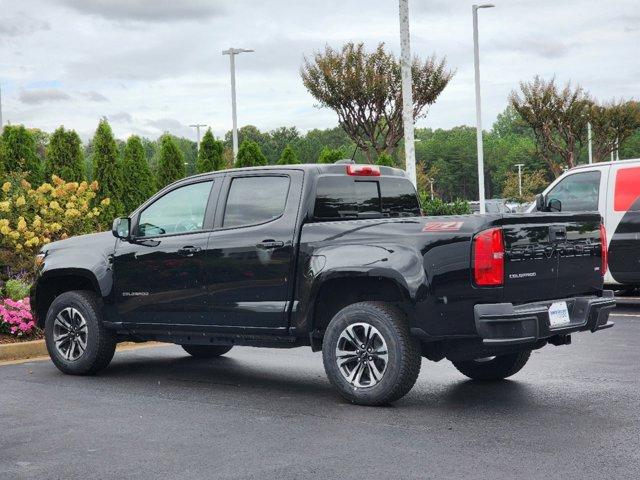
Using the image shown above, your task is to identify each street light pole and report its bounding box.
[587,121,593,164]
[222,47,254,163]
[429,178,435,200]
[472,3,494,214]
[515,163,524,198]
[189,124,207,154]
[0,82,3,134]
[399,0,417,188]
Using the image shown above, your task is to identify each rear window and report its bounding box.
[314,176,420,219]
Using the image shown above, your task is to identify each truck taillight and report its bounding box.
[600,223,608,276]
[346,164,381,176]
[473,227,504,286]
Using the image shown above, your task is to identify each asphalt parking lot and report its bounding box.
[1,308,639,480]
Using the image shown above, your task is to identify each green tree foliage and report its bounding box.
[318,147,345,164]
[588,100,640,162]
[45,126,85,181]
[502,169,549,202]
[277,144,299,165]
[0,125,42,183]
[236,140,267,168]
[301,42,453,162]
[197,129,225,172]
[92,119,123,220]
[121,135,156,214]
[420,195,471,216]
[376,153,396,167]
[156,135,185,188]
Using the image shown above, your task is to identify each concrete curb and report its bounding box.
[0,339,165,364]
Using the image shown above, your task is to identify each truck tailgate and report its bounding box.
[500,213,603,303]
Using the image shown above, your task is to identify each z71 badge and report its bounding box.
[422,221,464,232]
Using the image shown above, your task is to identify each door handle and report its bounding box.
[178,246,201,257]
[257,240,284,249]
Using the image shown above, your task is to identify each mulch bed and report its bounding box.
[0,328,44,344]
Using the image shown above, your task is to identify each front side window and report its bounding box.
[223,176,290,228]
[546,171,601,212]
[137,181,213,237]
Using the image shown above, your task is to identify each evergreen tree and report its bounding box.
[277,144,299,165]
[1,125,42,183]
[45,126,85,181]
[196,128,224,173]
[318,146,344,164]
[236,140,268,168]
[92,119,123,221]
[156,135,185,188]
[121,135,156,214]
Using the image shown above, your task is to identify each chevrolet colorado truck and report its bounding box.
[31,163,615,405]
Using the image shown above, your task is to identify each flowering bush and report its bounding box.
[0,297,35,337]
[0,173,110,273]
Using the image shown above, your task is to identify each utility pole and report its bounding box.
[587,121,593,164]
[429,178,435,200]
[0,82,3,134]
[616,137,620,161]
[189,124,207,154]
[515,163,525,198]
[222,48,254,163]
[472,4,494,214]
[399,0,417,188]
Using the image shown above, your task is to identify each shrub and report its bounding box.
[122,135,156,214]
[92,119,123,222]
[1,125,42,184]
[0,173,108,270]
[420,194,471,216]
[0,298,35,337]
[4,279,30,301]
[317,147,344,164]
[376,153,396,167]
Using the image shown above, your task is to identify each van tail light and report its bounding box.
[600,223,608,276]
[473,227,504,286]
[346,164,381,176]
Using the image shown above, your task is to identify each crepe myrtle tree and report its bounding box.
[588,100,640,163]
[301,42,453,163]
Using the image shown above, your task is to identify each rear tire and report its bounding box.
[44,290,117,375]
[322,302,421,406]
[181,344,233,358]
[451,351,531,381]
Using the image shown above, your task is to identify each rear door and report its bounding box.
[203,170,303,331]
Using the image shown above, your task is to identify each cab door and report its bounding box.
[113,178,220,327]
[203,170,303,331]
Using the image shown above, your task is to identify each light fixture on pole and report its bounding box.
[515,163,525,198]
[472,3,494,214]
[399,0,417,188]
[189,124,207,154]
[222,47,254,163]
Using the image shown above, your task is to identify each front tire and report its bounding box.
[181,344,233,358]
[322,302,421,406]
[451,351,531,381]
[44,290,117,375]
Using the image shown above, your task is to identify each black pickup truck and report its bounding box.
[31,163,615,405]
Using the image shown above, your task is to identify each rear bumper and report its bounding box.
[474,290,616,346]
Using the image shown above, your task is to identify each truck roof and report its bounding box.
[571,157,640,171]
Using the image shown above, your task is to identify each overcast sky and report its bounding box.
[0,0,638,142]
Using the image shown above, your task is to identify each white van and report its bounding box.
[529,158,640,289]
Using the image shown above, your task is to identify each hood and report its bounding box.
[42,231,116,254]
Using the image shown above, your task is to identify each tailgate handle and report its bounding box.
[549,226,567,242]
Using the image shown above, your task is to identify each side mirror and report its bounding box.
[535,194,546,212]
[112,217,131,240]
[547,198,562,212]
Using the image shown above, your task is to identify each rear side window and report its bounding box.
[546,171,601,212]
[614,167,640,211]
[314,176,419,219]
[223,176,290,228]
